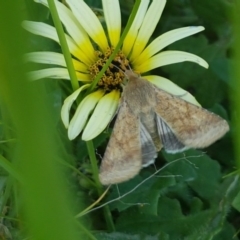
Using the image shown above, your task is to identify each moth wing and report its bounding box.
[140,122,158,166]
[155,116,187,153]
[99,101,142,185]
[153,86,229,153]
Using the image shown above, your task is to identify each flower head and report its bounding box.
[23,0,208,141]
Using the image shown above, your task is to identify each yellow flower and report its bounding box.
[22,0,208,141]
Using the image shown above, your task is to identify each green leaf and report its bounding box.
[116,207,222,239]
[232,189,240,212]
[162,150,199,182]
[94,232,167,240]
[107,172,176,212]
[163,150,222,200]
[187,157,221,200]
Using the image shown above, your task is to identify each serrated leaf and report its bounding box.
[187,156,221,200]
[116,208,223,239]
[164,150,222,200]
[157,197,183,220]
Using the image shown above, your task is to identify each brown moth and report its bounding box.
[99,70,229,185]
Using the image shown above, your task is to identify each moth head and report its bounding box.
[124,69,140,81]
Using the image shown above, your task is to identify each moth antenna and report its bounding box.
[111,62,135,77]
[114,185,149,207]
[153,163,157,171]
[127,64,133,72]
[116,184,121,197]
[182,152,201,169]
[111,63,127,77]
[110,64,129,87]
[95,149,103,160]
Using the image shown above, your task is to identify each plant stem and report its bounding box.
[86,141,115,231]
[47,0,79,92]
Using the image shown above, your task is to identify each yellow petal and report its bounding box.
[35,0,96,64]
[27,68,91,81]
[102,0,121,47]
[61,84,90,128]
[22,21,91,65]
[82,90,120,141]
[145,75,201,106]
[130,0,166,61]
[67,0,109,52]
[133,26,205,66]
[134,50,209,73]
[24,52,88,72]
[122,0,150,57]
[68,90,105,140]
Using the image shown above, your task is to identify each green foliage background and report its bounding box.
[0,0,239,239]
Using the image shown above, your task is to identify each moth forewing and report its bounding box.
[152,85,229,149]
[99,101,142,185]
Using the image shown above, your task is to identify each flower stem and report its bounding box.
[86,141,115,231]
[47,0,79,92]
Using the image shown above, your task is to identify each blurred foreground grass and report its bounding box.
[0,1,92,239]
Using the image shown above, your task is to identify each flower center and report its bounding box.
[89,47,129,92]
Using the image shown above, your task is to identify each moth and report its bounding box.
[99,70,229,185]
